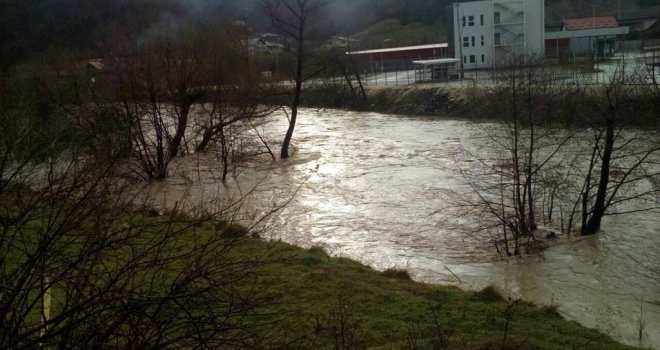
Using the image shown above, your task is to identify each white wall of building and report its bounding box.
[453,0,495,69]
[452,0,544,70]
[523,0,545,56]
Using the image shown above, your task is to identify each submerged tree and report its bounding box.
[193,21,279,181]
[264,0,326,158]
[0,71,285,348]
[102,21,207,179]
[572,64,660,235]
[447,57,580,255]
[449,56,659,254]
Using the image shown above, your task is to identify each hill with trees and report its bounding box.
[1,0,658,70]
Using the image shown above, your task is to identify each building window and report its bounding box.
[481,54,485,63]
[494,32,501,45]
[469,55,475,63]
[471,36,475,46]
[462,16,466,27]
[480,14,484,25]
[468,15,474,26]
[463,37,469,47]
[463,56,467,64]
[494,11,500,24]
[481,35,485,46]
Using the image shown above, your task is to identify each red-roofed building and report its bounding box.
[562,16,619,31]
[545,16,629,59]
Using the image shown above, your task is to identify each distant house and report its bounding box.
[84,59,105,84]
[323,36,361,50]
[545,16,629,58]
[260,33,283,43]
[247,36,285,55]
[85,59,105,71]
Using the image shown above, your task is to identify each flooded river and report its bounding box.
[150,108,660,348]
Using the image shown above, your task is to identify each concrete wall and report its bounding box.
[523,0,545,57]
[452,0,544,69]
[453,0,494,70]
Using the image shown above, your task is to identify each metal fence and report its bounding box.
[615,39,660,51]
[348,49,658,87]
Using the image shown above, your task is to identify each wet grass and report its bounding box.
[224,232,639,349]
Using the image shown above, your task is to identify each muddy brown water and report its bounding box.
[147,108,660,348]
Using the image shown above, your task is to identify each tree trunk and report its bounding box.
[169,101,191,159]
[196,126,215,153]
[280,106,297,159]
[582,119,614,235]
[281,25,304,159]
[219,123,229,182]
[526,81,536,231]
[511,82,528,236]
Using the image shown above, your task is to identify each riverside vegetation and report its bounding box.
[0,199,641,349]
[1,2,657,348]
[0,99,643,346]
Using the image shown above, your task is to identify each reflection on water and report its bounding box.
[147,108,660,348]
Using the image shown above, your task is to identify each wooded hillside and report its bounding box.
[1,0,657,69]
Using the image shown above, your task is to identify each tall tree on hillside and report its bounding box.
[264,0,325,158]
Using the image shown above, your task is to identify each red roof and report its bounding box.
[563,16,619,31]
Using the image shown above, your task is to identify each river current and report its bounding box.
[147,108,660,348]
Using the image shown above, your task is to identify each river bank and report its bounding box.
[1,185,638,349]
[218,231,639,349]
[300,83,471,117]
[298,83,659,127]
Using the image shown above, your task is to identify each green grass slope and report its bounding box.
[231,234,638,349]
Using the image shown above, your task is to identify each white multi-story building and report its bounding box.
[451,0,545,69]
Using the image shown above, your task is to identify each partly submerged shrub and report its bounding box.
[382,268,412,280]
[216,222,247,238]
[472,284,506,302]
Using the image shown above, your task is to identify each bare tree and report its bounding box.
[450,56,659,253]
[192,21,279,181]
[0,54,286,350]
[448,57,578,255]
[321,44,368,108]
[572,67,660,236]
[264,0,326,159]
[102,21,207,179]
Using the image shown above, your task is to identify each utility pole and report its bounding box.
[455,4,465,82]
